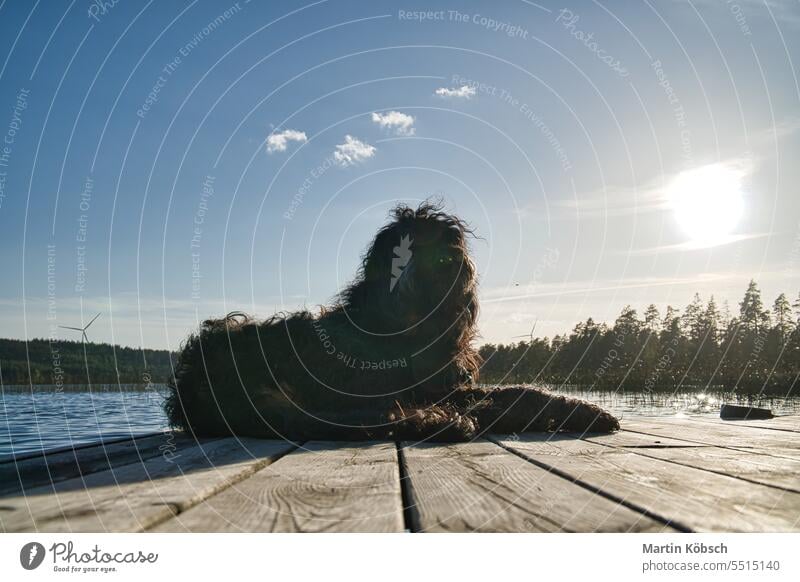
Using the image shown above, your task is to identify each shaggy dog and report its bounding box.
[166,202,619,441]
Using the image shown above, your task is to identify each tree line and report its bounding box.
[2,280,797,394]
[478,280,800,394]
[0,338,175,387]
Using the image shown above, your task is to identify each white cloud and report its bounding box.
[266,129,307,153]
[371,111,415,136]
[333,135,376,167]
[434,85,476,99]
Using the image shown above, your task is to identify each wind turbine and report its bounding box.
[511,319,539,341]
[59,312,101,343]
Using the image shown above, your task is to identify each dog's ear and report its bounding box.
[362,229,392,283]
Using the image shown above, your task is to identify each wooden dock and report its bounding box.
[1,415,798,533]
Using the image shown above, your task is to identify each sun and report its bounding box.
[667,164,745,246]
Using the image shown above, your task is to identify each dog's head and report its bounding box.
[339,201,478,337]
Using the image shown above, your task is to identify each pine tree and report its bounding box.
[719,299,732,334]
[644,304,661,333]
[739,280,768,333]
[682,293,705,343]
[690,295,722,382]
[660,305,683,349]
[614,305,641,336]
[662,305,680,331]
[794,292,800,324]
[703,296,721,344]
[474,280,799,391]
[773,293,794,343]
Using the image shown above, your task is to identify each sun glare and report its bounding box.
[667,164,745,246]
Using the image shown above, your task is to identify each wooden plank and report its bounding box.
[0,432,207,496]
[495,433,800,532]
[583,431,705,448]
[622,418,800,460]
[153,441,403,532]
[400,440,672,532]
[0,432,165,463]
[691,415,800,433]
[584,431,800,493]
[0,438,294,533]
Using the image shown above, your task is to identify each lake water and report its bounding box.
[554,385,800,419]
[0,385,170,460]
[1,384,798,459]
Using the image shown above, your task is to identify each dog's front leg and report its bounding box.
[457,385,620,434]
[408,350,468,400]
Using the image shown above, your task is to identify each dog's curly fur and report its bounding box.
[165,201,619,441]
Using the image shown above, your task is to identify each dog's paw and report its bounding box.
[565,402,620,433]
[583,409,620,433]
[387,404,478,442]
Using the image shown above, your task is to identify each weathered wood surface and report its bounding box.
[583,430,800,493]
[0,432,205,496]
[494,433,800,532]
[400,440,671,532]
[582,430,705,448]
[2,416,799,532]
[692,415,800,433]
[154,442,403,532]
[0,438,294,532]
[623,417,800,460]
[0,432,166,463]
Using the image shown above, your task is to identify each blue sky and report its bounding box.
[1,0,799,349]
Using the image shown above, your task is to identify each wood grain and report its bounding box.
[4,416,798,533]
[690,415,800,433]
[623,418,800,460]
[0,432,164,463]
[401,440,671,532]
[0,432,205,496]
[585,430,800,493]
[0,438,294,533]
[582,431,705,448]
[153,441,403,532]
[495,433,800,532]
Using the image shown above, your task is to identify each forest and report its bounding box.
[0,338,175,386]
[478,280,799,394]
[1,280,797,394]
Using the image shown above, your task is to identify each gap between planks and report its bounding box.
[152,441,405,533]
[399,439,673,533]
[581,429,800,494]
[491,433,800,532]
[6,417,798,533]
[621,418,800,462]
[487,435,694,532]
[395,443,420,532]
[156,438,671,532]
